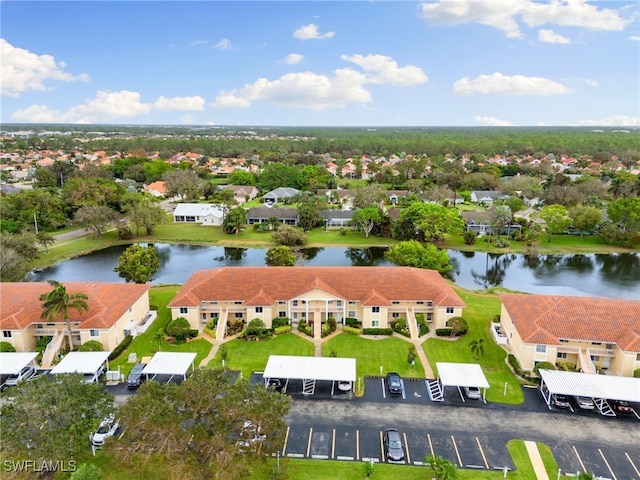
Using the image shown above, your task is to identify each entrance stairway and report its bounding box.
[216,311,228,340]
[41,330,64,368]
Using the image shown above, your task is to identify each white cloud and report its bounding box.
[475,115,514,126]
[213,38,231,50]
[153,96,205,111]
[293,24,335,40]
[1,39,89,97]
[453,72,571,96]
[538,29,571,44]
[630,35,640,41]
[212,54,427,110]
[341,54,428,86]
[12,90,204,123]
[418,0,630,38]
[578,115,639,126]
[190,39,209,46]
[284,53,304,65]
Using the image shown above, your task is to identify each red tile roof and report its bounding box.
[501,294,640,352]
[168,267,465,308]
[0,282,150,330]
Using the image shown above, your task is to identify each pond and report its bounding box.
[29,244,640,299]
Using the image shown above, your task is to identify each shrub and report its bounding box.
[108,335,133,361]
[634,368,640,378]
[343,326,362,335]
[419,323,429,336]
[297,320,313,337]
[533,361,556,375]
[166,317,191,342]
[436,328,453,336]
[556,362,577,372]
[463,230,477,245]
[78,340,104,352]
[345,317,359,326]
[274,325,292,335]
[244,318,273,340]
[494,239,510,248]
[362,328,393,336]
[206,319,218,330]
[272,225,307,246]
[35,336,52,353]
[447,316,468,336]
[272,317,290,329]
[0,341,16,352]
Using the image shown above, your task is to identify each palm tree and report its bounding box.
[425,454,458,480]
[469,338,486,360]
[39,280,89,350]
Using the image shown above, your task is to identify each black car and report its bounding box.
[267,378,283,392]
[386,372,403,395]
[126,363,146,389]
[383,428,405,462]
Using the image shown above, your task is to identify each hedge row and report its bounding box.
[274,325,292,335]
[343,326,362,335]
[109,335,133,361]
[362,328,393,336]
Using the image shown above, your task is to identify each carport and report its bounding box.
[539,369,640,417]
[50,351,110,382]
[263,355,356,396]
[0,352,39,387]
[141,352,197,382]
[436,362,490,403]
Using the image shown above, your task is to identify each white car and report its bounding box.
[464,386,482,400]
[90,415,119,447]
[574,396,595,410]
[5,365,37,387]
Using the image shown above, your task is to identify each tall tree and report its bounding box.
[607,197,640,233]
[569,205,602,237]
[114,245,160,283]
[265,245,296,266]
[222,207,248,235]
[126,198,167,235]
[228,170,256,186]
[163,169,202,201]
[385,240,452,274]
[539,204,572,242]
[469,338,485,360]
[424,454,458,480]
[74,205,119,237]
[108,369,291,480]
[393,202,464,244]
[351,207,382,238]
[40,280,90,349]
[0,374,114,466]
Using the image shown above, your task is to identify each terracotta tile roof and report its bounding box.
[0,282,150,331]
[500,294,640,352]
[168,267,465,308]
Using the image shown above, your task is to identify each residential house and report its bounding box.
[499,294,640,377]
[173,203,224,226]
[220,185,259,204]
[0,282,151,357]
[263,187,300,205]
[320,210,353,228]
[461,210,521,236]
[247,206,298,226]
[470,190,506,205]
[144,180,167,197]
[167,266,465,339]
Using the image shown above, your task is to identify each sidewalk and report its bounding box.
[524,440,550,480]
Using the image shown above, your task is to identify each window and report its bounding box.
[179,307,188,314]
[427,301,433,307]
[210,301,218,305]
[235,313,243,319]
[234,301,242,305]
[255,307,263,313]
[279,311,286,318]
[90,329,99,337]
[372,307,380,313]
[426,313,433,322]
[446,307,454,314]
[278,301,285,305]
[391,301,399,305]
[293,300,298,307]
[559,339,568,343]
[328,300,333,305]
[202,313,207,320]
[36,324,43,329]
[392,312,400,318]
[590,355,600,361]
[348,311,356,318]
[348,301,356,305]
[591,342,602,346]
[301,312,307,318]
[372,320,379,327]
[536,345,546,353]
[557,352,567,359]
[210,313,218,318]
[3,331,12,338]
[336,300,342,307]
[605,344,613,350]
[416,301,424,305]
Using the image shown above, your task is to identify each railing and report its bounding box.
[491,324,508,346]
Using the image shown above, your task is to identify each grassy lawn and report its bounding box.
[109,285,212,376]
[208,333,314,377]
[322,334,425,381]
[423,286,525,404]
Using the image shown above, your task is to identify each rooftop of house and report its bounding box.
[168,266,465,308]
[247,206,298,219]
[500,294,640,352]
[0,282,150,331]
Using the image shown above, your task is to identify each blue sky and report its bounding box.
[1,1,639,127]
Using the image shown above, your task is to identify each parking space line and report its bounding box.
[401,379,406,400]
[356,430,360,461]
[572,445,587,473]
[427,433,434,457]
[381,378,386,399]
[625,452,640,478]
[403,432,411,464]
[380,430,385,462]
[598,449,617,480]
[282,426,290,456]
[476,437,489,469]
[331,429,335,460]
[306,427,313,458]
[451,435,463,467]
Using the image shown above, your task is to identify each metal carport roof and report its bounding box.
[539,369,640,402]
[50,351,110,375]
[264,355,356,383]
[0,352,38,375]
[141,352,197,379]
[436,362,490,388]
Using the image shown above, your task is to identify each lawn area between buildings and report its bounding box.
[424,286,525,404]
[72,439,569,480]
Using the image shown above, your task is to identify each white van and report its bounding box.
[5,365,37,387]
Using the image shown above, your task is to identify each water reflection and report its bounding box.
[28,244,639,299]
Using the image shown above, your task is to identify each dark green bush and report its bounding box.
[463,230,477,245]
[108,335,133,361]
[345,317,359,326]
[272,317,290,329]
[362,328,393,336]
[0,341,16,352]
[418,323,429,336]
[35,337,52,353]
[634,368,640,378]
[297,320,313,337]
[78,340,104,352]
[533,361,556,375]
[435,328,453,336]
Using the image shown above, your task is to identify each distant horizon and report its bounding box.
[2,1,638,127]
